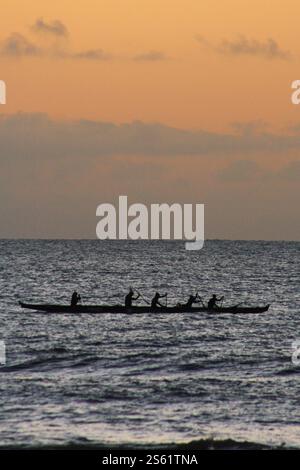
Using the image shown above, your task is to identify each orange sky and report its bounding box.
[0,1,299,239]
[1,0,300,129]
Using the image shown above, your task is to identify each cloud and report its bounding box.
[31,17,68,37]
[1,20,165,62]
[0,33,111,60]
[0,19,111,60]
[133,50,168,61]
[2,113,300,161]
[196,34,291,60]
[1,33,42,57]
[71,49,112,60]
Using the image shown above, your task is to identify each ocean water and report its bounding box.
[0,239,299,449]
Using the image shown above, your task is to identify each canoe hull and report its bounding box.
[19,302,270,315]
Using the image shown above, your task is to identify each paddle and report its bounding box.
[195,291,204,306]
[198,295,207,309]
[135,289,151,305]
[232,301,244,308]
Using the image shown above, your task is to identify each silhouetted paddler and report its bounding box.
[186,294,201,308]
[151,292,167,308]
[71,291,81,307]
[125,288,140,308]
[208,294,224,310]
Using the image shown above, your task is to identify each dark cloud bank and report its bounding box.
[1,113,300,160]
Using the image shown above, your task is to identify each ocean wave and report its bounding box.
[275,367,300,376]
[0,353,98,373]
[0,437,292,450]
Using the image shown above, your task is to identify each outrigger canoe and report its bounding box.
[19,302,270,315]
